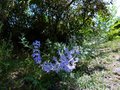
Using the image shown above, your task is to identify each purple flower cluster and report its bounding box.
[41,48,79,73]
[32,40,41,64]
[32,40,80,73]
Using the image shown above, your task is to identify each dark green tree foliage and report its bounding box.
[0,0,112,48]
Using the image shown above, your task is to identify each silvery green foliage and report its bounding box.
[19,33,32,49]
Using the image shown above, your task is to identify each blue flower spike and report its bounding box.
[32,40,42,64]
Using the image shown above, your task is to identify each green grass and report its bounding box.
[76,38,120,90]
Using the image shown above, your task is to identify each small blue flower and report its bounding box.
[67,54,73,60]
[64,48,69,54]
[41,62,53,73]
[52,56,58,63]
[33,49,40,53]
[32,53,41,64]
[60,54,68,63]
[67,64,75,71]
[33,40,41,48]
[52,63,60,73]
[33,55,41,64]
[52,56,61,73]
[62,65,72,72]
[70,49,75,54]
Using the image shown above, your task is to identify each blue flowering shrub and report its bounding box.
[32,40,80,73]
[28,40,81,89]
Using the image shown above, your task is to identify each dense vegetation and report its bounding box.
[0,0,120,90]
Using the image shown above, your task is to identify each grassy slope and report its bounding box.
[77,39,120,90]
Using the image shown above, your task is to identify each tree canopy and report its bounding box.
[0,0,113,48]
